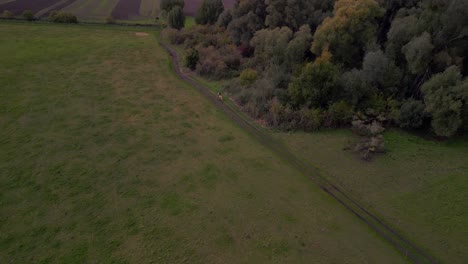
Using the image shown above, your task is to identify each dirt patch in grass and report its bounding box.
[135,32,149,37]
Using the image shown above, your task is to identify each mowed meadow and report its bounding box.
[0,22,404,263]
[0,0,236,21]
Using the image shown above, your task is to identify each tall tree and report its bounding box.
[250,27,293,68]
[402,32,434,75]
[421,66,468,137]
[311,0,384,67]
[227,0,268,45]
[288,50,341,108]
[196,0,224,25]
[168,6,185,29]
[160,0,184,12]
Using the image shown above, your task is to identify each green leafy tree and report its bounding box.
[285,25,312,70]
[421,66,468,137]
[240,69,258,85]
[402,32,434,75]
[160,0,184,12]
[340,69,373,107]
[216,10,232,27]
[168,6,185,29]
[288,51,341,108]
[22,10,34,21]
[399,99,426,129]
[385,13,420,64]
[311,0,384,67]
[250,27,293,67]
[195,0,224,25]
[48,11,78,23]
[362,50,402,95]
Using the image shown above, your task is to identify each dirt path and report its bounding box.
[157,33,437,264]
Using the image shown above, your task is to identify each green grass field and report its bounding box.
[0,22,405,263]
[275,130,468,263]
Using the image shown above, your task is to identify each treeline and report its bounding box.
[164,0,468,138]
[1,9,77,23]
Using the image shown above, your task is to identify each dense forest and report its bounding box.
[163,0,468,141]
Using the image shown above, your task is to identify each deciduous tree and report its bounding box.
[196,0,224,25]
[311,0,384,67]
[421,66,468,137]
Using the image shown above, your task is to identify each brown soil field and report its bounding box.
[0,0,62,15]
[111,0,142,19]
[40,0,78,17]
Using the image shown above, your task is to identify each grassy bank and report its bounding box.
[275,129,468,263]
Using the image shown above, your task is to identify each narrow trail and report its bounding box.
[157,33,438,264]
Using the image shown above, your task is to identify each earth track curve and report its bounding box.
[157,32,438,264]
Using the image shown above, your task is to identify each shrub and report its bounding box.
[2,10,14,19]
[240,69,257,85]
[399,99,426,129]
[326,101,354,127]
[196,45,240,79]
[48,11,77,23]
[165,28,186,44]
[196,57,227,79]
[352,120,385,137]
[22,10,34,21]
[185,49,199,70]
[288,52,341,108]
[298,108,323,131]
[105,16,115,24]
[160,0,184,12]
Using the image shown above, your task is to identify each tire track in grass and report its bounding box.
[157,33,439,264]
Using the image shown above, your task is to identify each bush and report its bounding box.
[48,11,77,23]
[22,10,34,21]
[164,28,186,44]
[185,49,199,70]
[240,69,258,85]
[2,10,14,19]
[298,108,323,131]
[354,135,385,161]
[326,101,354,127]
[352,120,385,137]
[196,45,240,79]
[399,99,426,129]
[105,16,115,24]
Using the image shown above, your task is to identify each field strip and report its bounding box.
[157,33,439,264]
[0,0,63,15]
[139,0,153,17]
[95,0,118,15]
[151,0,159,17]
[0,0,15,5]
[111,0,142,19]
[35,0,71,17]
